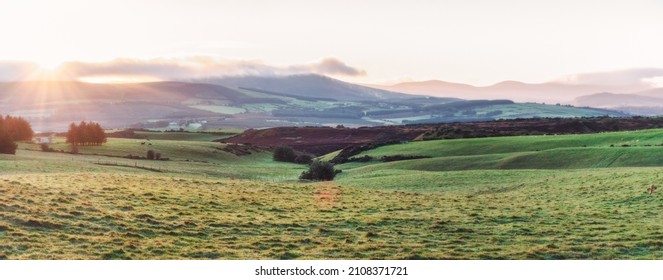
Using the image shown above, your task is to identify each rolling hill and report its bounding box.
[5,124,663,259]
[0,77,627,132]
[370,79,657,104]
[574,89,663,116]
[200,74,413,101]
[574,93,663,108]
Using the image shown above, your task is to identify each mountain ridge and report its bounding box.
[199,74,413,101]
[367,79,659,103]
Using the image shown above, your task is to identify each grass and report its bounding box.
[189,105,247,114]
[1,169,662,259]
[478,103,617,119]
[334,128,663,172]
[352,128,663,159]
[132,131,233,142]
[3,128,663,259]
[28,138,240,162]
[13,139,304,181]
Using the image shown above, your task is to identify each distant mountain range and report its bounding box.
[200,74,411,101]
[573,88,663,115]
[368,80,656,104]
[0,74,629,132]
[574,93,663,108]
[365,68,663,115]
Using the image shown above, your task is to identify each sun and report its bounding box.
[25,58,67,81]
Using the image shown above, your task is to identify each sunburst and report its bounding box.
[35,59,64,72]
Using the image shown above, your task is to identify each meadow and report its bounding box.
[1,128,663,259]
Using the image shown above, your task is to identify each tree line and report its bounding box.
[0,115,34,154]
[66,121,107,146]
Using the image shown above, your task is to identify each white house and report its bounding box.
[34,137,52,144]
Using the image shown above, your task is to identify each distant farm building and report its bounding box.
[187,123,203,130]
[167,122,180,130]
[34,137,52,144]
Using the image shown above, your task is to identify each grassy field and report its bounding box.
[131,131,236,142]
[189,105,247,114]
[2,128,663,259]
[338,128,663,171]
[478,103,618,119]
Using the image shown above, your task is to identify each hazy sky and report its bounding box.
[0,0,662,85]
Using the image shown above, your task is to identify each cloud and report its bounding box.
[51,57,366,81]
[287,58,367,76]
[0,57,366,81]
[557,68,663,87]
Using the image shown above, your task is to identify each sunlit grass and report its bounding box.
[2,128,663,259]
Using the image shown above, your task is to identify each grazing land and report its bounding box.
[2,126,663,259]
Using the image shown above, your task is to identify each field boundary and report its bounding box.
[93,161,164,172]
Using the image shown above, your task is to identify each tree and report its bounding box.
[78,121,89,145]
[66,121,107,146]
[2,115,33,141]
[0,115,33,155]
[92,122,107,145]
[66,123,79,146]
[0,129,17,155]
[299,160,340,181]
[273,146,296,162]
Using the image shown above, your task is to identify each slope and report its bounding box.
[202,74,413,101]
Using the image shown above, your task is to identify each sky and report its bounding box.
[0,0,662,85]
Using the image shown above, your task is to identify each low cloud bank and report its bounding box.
[0,57,367,81]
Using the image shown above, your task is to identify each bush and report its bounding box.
[146,150,155,160]
[273,146,296,162]
[70,145,79,154]
[40,144,55,152]
[300,160,340,181]
[0,132,17,155]
[155,152,161,160]
[348,155,373,162]
[381,155,431,162]
[294,154,313,164]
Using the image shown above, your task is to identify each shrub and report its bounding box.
[381,155,431,162]
[0,132,17,155]
[40,143,55,152]
[294,154,313,164]
[299,160,340,181]
[155,152,161,160]
[70,145,79,154]
[348,155,373,162]
[146,150,155,160]
[273,146,296,162]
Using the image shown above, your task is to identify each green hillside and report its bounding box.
[330,129,663,189]
[11,138,304,181]
[350,128,663,158]
[3,128,663,259]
